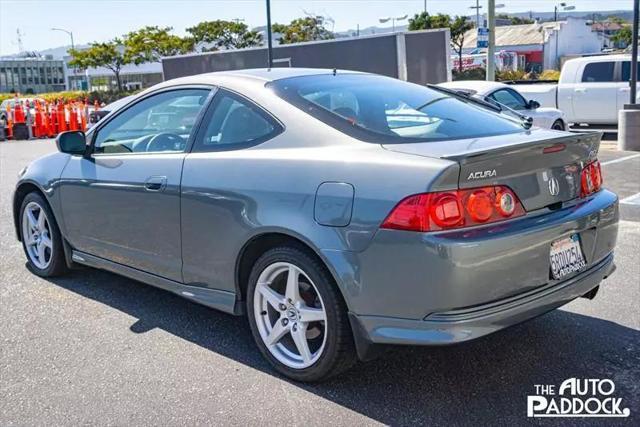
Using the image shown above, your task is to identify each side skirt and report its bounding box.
[71,250,242,315]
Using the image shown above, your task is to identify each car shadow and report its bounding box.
[43,267,640,425]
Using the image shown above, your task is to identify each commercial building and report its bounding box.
[66,61,163,91]
[462,17,601,71]
[0,56,66,94]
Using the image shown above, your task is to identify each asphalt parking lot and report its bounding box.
[1,139,638,426]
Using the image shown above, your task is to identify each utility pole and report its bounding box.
[631,0,639,104]
[266,0,273,68]
[486,0,496,81]
[470,1,482,28]
[424,0,427,14]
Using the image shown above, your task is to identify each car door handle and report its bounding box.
[144,176,167,192]
[620,87,630,92]
[574,88,587,93]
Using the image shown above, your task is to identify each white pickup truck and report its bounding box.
[514,55,638,126]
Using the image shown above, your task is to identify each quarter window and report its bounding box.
[93,89,210,154]
[621,61,640,81]
[581,62,615,83]
[194,89,282,151]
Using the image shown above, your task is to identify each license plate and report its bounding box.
[550,234,587,280]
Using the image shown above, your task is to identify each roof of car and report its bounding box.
[438,80,509,96]
[565,54,632,64]
[169,68,365,85]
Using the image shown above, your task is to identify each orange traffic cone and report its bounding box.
[5,104,13,139]
[80,100,87,131]
[50,103,59,136]
[69,103,79,131]
[34,101,43,138]
[57,101,67,133]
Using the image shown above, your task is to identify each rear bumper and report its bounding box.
[322,189,618,352]
[350,252,615,346]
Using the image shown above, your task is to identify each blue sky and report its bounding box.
[0,0,634,55]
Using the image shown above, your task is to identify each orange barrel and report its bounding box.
[14,99,26,124]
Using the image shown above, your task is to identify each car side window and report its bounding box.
[93,88,210,155]
[488,89,527,110]
[193,89,282,152]
[581,62,615,83]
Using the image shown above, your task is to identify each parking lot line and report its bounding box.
[620,192,640,206]
[601,153,640,166]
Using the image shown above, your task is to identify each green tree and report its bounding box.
[408,12,450,31]
[124,26,194,63]
[186,20,262,51]
[450,16,474,73]
[408,13,473,73]
[497,14,534,25]
[272,17,334,44]
[611,26,633,46]
[69,39,131,92]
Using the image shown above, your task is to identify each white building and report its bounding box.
[462,17,602,71]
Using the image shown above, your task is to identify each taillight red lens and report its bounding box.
[466,190,493,222]
[429,193,464,228]
[580,160,602,197]
[381,186,525,232]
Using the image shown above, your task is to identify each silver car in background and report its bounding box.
[13,69,618,381]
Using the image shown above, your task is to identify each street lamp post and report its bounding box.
[265,0,273,68]
[552,4,575,69]
[51,27,75,89]
[554,2,574,21]
[379,15,408,33]
[51,27,74,51]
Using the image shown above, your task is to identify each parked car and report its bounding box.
[515,55,639,126]
[87,95,136,128]
[438,80,566,130]
[12,69,618,381]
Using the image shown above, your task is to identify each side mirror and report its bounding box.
[528,100,541,110]
[56,131,87,155]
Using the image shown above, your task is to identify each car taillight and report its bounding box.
[381,186,525,232]
[580,160,602,197]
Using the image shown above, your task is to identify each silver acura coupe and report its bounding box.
[13,69,618,381]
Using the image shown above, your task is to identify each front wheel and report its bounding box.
[551,119,565,131]
[246,246,356,381]
[19,192,67,277]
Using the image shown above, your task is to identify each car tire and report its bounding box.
[551,119,565,131]
[19,192,68,277]
[246,246,356,382]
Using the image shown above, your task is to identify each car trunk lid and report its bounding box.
[383,129,601,212]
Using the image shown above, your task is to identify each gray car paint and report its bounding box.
[13,68,618,354]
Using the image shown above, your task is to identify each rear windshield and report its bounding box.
[268,74,524,144]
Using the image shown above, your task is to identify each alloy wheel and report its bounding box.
[253,262,327,369]
[22,201,53,270]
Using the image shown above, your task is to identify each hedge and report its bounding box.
[0,89,140,106]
